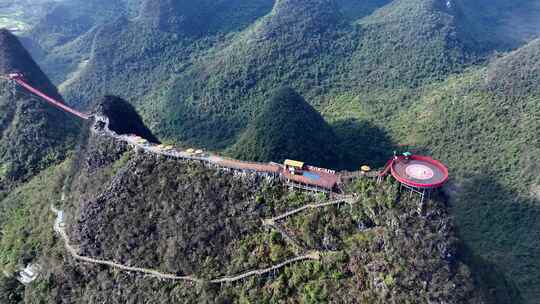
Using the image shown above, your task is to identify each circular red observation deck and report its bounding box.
[391,155,448,189]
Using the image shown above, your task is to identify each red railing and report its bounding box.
[7,73,89,120]
[378,158,395,177]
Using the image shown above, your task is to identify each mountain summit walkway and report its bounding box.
[6,75,358,284]
[6,72,373,194]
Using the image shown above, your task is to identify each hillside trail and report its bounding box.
[50,203,323,284]
[265,195,355,224]
[46,118,359,284]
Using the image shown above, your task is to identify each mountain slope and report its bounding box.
[146,0,351,147]
[348,0,474,89]
[0,29,78,195]
[55,0,274,111]
[27,0,129,50]
[0,0,55,33]
[486,39,540,96]
[34,0,540,151]
[454,0,540,50]
[229,87,339,166]
[335,0,391,21]
[60,0,485,149]
[393,39,540,303]
[2,1,540,302]
[19,0,141,87]
[0,116,484,302]
[138,0,273,35]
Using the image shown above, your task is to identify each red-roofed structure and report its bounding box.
[379,154,449,203]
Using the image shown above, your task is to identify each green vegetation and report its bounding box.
[1,124,483,302]
[0,89,482,302]
[51,0,478,151]
[74,153,294,277]
[1,0,538,302]
[393,42,540,302]
[19,0,144,85]
[229,87,339,167]
[0,29,79,196]
[27,0,129,50]
[138,0,273,36]
[228,86,394,169]
[322,37,540,303]
[0,0,52,33]
[0,160,69,271]
[453,0,540,50]
[0,159,70,303]
[335,0,391,21]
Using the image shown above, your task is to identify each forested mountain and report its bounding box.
[0,0,56,33]
[0,108,484,302]
[27,0,134,50]
[454,0,540,50]
[397,39,540,303]
[229,87,339,166]
[325,33,540,304]
[0,31,78,301]
[364,37,539,303]
[139,0,273,35]
[0,29,78,196]
[1,0,539,302]
[17,0,141,87]
[349,0,474,88]
[42,0,481,148]
[335,0,391,21]
[486,39,540,96]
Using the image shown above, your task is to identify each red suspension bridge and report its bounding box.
[4,73,90,120]
[2,72,341,192]
[2,72,449,198]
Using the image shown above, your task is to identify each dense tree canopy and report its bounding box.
[0,0,538,302]
[229,87,339,167]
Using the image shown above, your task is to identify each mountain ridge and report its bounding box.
[0,29,61,97]
[2,1,540,302]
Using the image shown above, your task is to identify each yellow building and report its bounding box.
[284,159,304,169]
[361,165,371,172]
[284,159,305,175]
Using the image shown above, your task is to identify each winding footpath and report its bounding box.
[49,194,354,283]
[44,119,361,284]
[50,206,320,284]
[262,195,356,252]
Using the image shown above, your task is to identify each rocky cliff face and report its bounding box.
[93,95,159,142]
